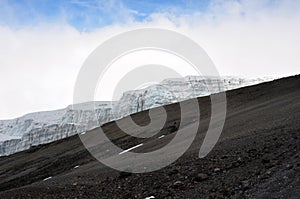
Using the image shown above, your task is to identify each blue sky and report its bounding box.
[1,0,295,31]
[0,0,212,30]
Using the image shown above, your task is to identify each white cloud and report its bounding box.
[0,0,300,119]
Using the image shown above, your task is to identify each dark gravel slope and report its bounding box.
[0,75,299,198]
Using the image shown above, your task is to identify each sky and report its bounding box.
[0,0,300,119]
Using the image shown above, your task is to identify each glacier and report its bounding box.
[0,76,274,156]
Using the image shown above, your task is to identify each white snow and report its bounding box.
[43,176,52,181]
[158,135,165,139]
[145,196,155,199]
[119,143,144,155]
[0,133,20,142]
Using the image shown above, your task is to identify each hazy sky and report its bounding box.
[0,0,300,119]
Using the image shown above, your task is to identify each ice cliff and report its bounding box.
[0,76,273,156]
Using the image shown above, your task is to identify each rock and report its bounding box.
[209,193,217,199]
[262,158,270,164]
[118,171,132,179]
[214,168,221,172]
[237,157,243,163]
[194,173,209,182]
[168,169,179,176]
[233,161,241,167]
[286,164,293,170]
[159,191,171,198]
[241,180,250,189]
[172,181,184,188]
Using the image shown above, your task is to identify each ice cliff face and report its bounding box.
[0,76,273,156]
[0,102,114,156]
[113,76,272,118]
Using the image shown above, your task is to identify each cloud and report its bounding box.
[0,0,300,119]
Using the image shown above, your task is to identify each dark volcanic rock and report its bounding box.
[118,171,132,179]
[172,180,184,189]
[194,173,209,182]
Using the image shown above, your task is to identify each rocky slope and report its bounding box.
[0,75,298,198]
